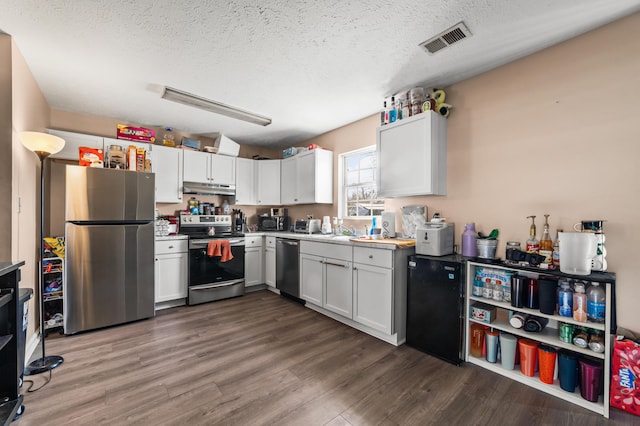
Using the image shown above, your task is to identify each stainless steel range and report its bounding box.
[179,214,245,305]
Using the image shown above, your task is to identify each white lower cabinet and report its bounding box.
[300,253,323,305]
[154,238,188,305]
[264,237,276,288]
[353,263,393,334]
[300,241,353,319]
[324,258,353,318]
[245,236,264,288]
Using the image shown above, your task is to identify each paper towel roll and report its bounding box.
[381,211,396,238]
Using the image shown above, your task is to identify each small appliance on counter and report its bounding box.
[258,214,288,231]
[294,219,321,234]
[416,222,455,256]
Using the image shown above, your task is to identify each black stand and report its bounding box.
[24,153,64,376]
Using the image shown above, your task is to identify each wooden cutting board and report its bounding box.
[348,237,416,248]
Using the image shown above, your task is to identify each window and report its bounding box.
[338,146,384,219]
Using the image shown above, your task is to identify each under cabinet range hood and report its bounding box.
[182,181,235,196]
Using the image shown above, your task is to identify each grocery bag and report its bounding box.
[610,337,640,416]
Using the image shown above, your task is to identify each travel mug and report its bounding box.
[511,275,526,308]
[537,277,558,315]
[579,357,604,402]
[558,350,578,392]
[538,345,557,385]
[525,278,539,309]
[499,333,518,370]
[518,339,539,377]
[523,315,549,332]
[485,329,499,363]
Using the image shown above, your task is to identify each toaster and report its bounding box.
[416,222,455,256]
[294,219,322,234]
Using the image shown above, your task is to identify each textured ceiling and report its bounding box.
[2,1,639,148]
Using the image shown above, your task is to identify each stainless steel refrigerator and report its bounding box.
[64,165,155,334]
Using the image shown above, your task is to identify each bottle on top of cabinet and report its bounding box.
[573,281,587,322]
[558,279,573,317]
[461,223,478,257]
[539,214,553,265]
[587,282,606,323]
[526,215,539,253]
[552,228,562,268]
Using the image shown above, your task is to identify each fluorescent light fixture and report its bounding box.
[161,86,272,126]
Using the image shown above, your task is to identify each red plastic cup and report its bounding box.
[519,339,539,377]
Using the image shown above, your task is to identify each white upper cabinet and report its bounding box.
[152,145,183,203]
[376,111,447,197]
[256,160,281,205]
[48,129,104,161]
[235,158,256,205]
[183,150,235,186]
[280,149,333,205]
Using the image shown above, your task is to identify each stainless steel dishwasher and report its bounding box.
[276,238,302,301]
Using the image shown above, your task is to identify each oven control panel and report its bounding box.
[180,214,232,226]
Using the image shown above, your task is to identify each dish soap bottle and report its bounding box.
[539,214,553,265]
[222,199,230,215]
[526,215,539,253]
[461,223,478,257]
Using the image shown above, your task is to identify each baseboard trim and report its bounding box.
[25,332,40,366]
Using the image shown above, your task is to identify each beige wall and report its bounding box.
[289,13,640,330]
[40,13,640,330]
[10,37,52,342]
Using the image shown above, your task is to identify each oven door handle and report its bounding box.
[190,279,244,291]
[190,240,245,249]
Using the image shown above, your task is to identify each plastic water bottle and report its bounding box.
[586,282,605,323]
[462,223,478,257]
[558,280,573,317]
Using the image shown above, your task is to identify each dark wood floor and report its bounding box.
[17,290,636,425]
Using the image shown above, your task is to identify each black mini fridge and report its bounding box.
[406,255,465,365]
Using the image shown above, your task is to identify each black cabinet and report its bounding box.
[0,261,25,424]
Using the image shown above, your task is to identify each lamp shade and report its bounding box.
[19,131,65,155]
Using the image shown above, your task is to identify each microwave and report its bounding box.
[258,215,288,232]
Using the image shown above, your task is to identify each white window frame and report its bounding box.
[338,145,384,220]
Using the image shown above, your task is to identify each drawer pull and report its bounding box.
[368,255,373,259]
[168,245,174,249]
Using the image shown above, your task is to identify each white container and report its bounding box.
[381,211,396,238]
[215,134,240,157]
[558,232,597,275]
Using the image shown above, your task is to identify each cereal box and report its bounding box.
[116,124,156,143]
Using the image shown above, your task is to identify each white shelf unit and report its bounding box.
[464,261,616,418]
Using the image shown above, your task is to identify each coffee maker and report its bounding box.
[232,209,246,233]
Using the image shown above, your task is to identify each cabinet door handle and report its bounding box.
[324,261,349,268]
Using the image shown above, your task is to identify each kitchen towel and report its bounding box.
[207,240,234,262]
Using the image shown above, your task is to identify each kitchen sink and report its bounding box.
[330,235,355,241]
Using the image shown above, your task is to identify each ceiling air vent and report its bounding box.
[419,22,471,54]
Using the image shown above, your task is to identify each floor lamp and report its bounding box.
[19,131,65,375]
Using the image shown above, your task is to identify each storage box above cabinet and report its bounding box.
[376,112,447,197]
